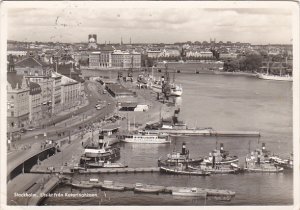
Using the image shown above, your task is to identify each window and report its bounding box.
[11,112,14,117]
[11,95,14,99]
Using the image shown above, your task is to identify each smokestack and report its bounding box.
[182,142,186,155]
[212,155,215,168]
[262,143,266,152]
[220,143,224,152]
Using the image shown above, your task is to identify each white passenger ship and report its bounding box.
[121,131,171,144]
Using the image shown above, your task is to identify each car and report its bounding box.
[26,126,35,131]
[20,128,27,133]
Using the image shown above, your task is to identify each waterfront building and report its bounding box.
[28,82,42,125]
[7,56,30,132]
[99,45,114,68]
[89,51,101,68]
[111,50,141,69]
[60,74,82,110]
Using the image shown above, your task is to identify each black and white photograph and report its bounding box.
[1,1,299,208]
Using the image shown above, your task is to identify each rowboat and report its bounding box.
[101,180,125,191]
[134,183,163,194]
[71,182,93,189]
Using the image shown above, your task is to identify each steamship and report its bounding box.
[202,143,239,165]
[158,142,203,166]
[244,143,284,173]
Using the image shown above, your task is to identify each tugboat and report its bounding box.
[244,143,284,173]
[158,142,203,166]
[202,143,239,165]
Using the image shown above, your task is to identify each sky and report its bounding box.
[7,4,294,45]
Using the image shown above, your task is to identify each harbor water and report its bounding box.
[44,73,293,205]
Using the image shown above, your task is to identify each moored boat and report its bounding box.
[101,180,125,191]
[245,143,284,173]
[121,130,171,144]
[71,182,93,189]
[172,188,207,197]
[202,143,239,165]
[257,73,292,81]
[158,142,203,166]
[160,165,211,176]
[134,183,163,194]
[244,164,284,173]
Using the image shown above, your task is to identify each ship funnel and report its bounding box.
[220,143,224,152]
[182,142,186,155]
[262,143,266,151]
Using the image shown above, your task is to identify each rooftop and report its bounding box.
[15,57,47,68]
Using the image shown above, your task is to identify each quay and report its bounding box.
[146,129,260,137]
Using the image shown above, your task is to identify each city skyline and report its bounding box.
[7,4,294,45]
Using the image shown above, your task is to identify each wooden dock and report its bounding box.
[30,165,160,174]
[79,167,160,174]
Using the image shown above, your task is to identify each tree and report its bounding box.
[240,54,263,72]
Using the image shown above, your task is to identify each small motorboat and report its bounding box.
[134,183,163,194]
[71,182,93,189]
[172,188,207,197]
[101,180,125,191]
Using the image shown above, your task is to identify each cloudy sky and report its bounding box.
[7,4,294,44]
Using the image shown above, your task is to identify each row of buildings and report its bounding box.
[7,55,84,138]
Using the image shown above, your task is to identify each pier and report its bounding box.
[30,165,160,174]
[146,129,260,137]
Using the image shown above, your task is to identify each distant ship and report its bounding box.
[150,64,183,96]
[257,59,293,82]
[257,73,292,81]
